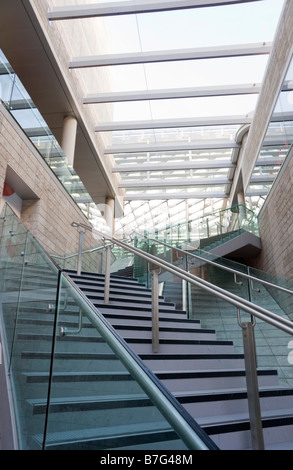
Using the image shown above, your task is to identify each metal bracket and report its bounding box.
[59,308,83,336]
[250,279,260,293]
[237,308,256,328]
[234,273,243,286]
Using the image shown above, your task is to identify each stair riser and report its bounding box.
[161,374,279,393]
[128,342,236,355]
[143,357,246,371]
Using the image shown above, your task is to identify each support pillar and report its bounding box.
[105,197,115,235]
[237,191,247,224]
[61,115,77,166]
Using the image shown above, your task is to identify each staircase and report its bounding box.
[2,262,293,450]
[63,269,293,450]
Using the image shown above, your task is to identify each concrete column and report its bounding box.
[237,191,247,222]
[61,115,77,166]
[105,197,115,235]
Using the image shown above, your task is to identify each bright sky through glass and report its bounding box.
[48,0,286,235]
[91,0,285,121]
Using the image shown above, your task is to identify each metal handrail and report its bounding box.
[71,221,293,450]
[71,222,293,335]
[141,234,293,296]
[53,242,113,261]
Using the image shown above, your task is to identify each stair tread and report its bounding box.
[33,420,174,446]
[199,408,293,428]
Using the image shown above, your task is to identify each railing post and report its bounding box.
[104,244,111,304]
[77,229,85,276]
[152,267,160,353]
[240,316,265,450]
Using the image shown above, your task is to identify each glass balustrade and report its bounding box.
[0,204,214,450]
[104,232,293,390]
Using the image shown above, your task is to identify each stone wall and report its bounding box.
[252,149,293,282]
[0,101,101,260]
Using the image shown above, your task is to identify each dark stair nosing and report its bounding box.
[28,394,153,414]
[126,338,234,346]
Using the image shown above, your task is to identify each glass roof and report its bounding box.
[46,0,285,236]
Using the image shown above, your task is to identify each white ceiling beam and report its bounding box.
[113,161,235,172]
[84,83,261,104]
[48,1,263,21]
[105,141,239,154]
[70,43,271,69]
[124,192,227,200]
[119,177,230,187]
[95,115,252,132]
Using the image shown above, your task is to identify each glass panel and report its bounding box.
[0,205,59,450]
[0,204,213,450]
[43,272,207,450]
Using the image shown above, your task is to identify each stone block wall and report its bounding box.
[252,150,293,283]
[0,101,101,261]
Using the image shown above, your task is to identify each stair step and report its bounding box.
[23,369,279,394]
[77,285,165,300]
[202,412,293,450]
[156,369,279,392]
[66,271,142,286]
[74,278,155,294]
[125,337,236,354]
[32,421,181,450]
[94,302,186,314]
[113,325,216,340]
[83,292,175,307]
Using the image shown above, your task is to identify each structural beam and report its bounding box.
[48,1,263,21]
[105,141,239,154]
[113,161,235,172]
[70,43,271,69]
[119,177,230,188]
[95,115,253,132]
[84,83,261,104]
[124,192,227,200]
